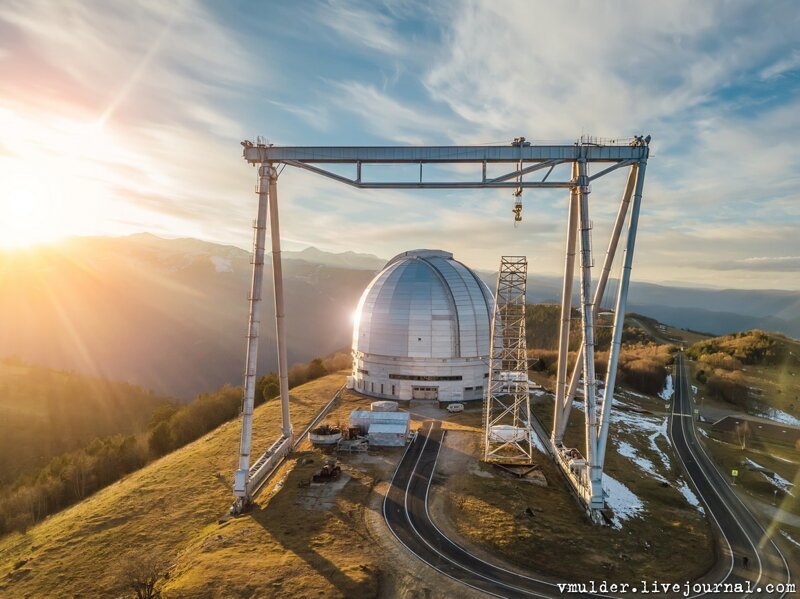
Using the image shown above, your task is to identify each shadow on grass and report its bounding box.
[248,454,378,597]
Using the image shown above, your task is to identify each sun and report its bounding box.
[0,162,63,249]
[0,110,118,250]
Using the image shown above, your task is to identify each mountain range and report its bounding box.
[0,233,797,399]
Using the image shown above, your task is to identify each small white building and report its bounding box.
[367,423,408,447]
[349,409,410,446]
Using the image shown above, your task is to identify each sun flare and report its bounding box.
[0,108,120,249]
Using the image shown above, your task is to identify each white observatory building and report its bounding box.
[351,249,493,404]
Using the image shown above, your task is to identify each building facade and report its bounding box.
[351,249,493,404]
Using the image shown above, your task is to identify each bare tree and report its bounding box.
[119,554,168,599]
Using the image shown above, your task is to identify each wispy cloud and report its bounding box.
[712,256,800,272]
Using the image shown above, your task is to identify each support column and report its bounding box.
[597,160,647,468]
[575,158,603,508]
[233,164,271,504]
[552,162,579,446]
[556,165,637,441]
[268,170,293,440]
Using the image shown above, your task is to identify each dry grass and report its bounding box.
[0,372,373,598]
[436,386,715,584]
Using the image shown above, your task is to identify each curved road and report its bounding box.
[383,354,792,597]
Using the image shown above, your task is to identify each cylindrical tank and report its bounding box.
[371,400,398,412]
[309,424,342,446]
[488,424,527,443]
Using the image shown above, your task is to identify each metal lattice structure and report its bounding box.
[233,137,650,521]
[482,256,532,464]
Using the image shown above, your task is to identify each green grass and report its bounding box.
[0,372,371,598]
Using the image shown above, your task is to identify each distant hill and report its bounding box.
[0,358,170,484]
[518,275,800,339]
[284,246,385,270]
[0,234,373,399]
[1,234,796,400]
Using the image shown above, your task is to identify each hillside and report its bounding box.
[687,330,800,424]
[0,372,352,597]
[0,235,373,399]
[0,358,170,484]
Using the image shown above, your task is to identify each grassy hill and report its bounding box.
[0,372,350,598]
[687,330,800,421]
[0,358,170,484]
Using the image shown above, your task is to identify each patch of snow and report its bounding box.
[659,375,674,400]
[676,479,705,514]
[210,256,233,273]
[616,440,668,482]
[744,457,765,470]
[647,418,672,470]
[755,406,800,427]
[697,428,710,438]
[531,430,547,454]
[760,471,795,496]
[781,530,800,549]
[603,473,644,529]
[530,390,546,397]
[691,385,698,396]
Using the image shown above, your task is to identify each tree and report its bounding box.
[119,554,168,599]
[256,373,279,405]
[148,421,173,456]
[307,358,327,380]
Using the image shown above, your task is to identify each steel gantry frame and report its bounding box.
[483,256,533,464]
[233,137,650,521]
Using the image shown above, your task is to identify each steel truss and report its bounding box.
[483,256,532,464]
[234,138,650,521]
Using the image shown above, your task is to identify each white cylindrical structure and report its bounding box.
[597,160,647,467]
[553,162,579,444]
[576,158,603,508]
[268,172,293,440]
[371,400,398,412]
[556,164,637,442]
[351,249,493,404]
[233,165,271,500]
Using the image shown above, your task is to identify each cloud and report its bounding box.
[760,51,800,80]
[711,256,800,272]
[328,80,459,144]
[316,0,408,55]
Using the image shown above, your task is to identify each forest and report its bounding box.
[0,352,349,535]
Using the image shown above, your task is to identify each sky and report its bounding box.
[1,0,799,290]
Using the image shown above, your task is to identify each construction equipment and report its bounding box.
[312,459,342,483]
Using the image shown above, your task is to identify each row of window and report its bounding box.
[356,379,396,396]
[388,374,463,381]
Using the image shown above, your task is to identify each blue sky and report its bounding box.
[1,0,799,289]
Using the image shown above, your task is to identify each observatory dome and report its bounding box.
[351,249,493,404]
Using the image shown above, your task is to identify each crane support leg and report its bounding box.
[596,161,647,468]
[555,165,637,441]
[232,165,271,510]
[232,165,294,514]
[552,162,578,446]
[575,159,604,512]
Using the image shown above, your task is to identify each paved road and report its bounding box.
[383,356,793,597]
[383,421,580,598]
[669,353,792,598]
